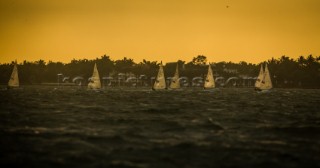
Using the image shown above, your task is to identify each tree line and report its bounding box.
[0,55,319,88]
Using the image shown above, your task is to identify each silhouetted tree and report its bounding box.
[114,57,135,74]
[192,55,207,65]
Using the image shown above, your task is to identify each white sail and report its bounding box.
[88,63,101,89]
[260,63,273,90]
[204,65,215,89]
[8,64,19,88]
[169,63,180,89]
[153,64,166,90]
[255,63,272,91]
[255,64,264,88]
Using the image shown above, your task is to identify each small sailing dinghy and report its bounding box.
[255,63,273,91]
[152,63,166,90]
[169,63,180,89]
[8,63,19,89]
[88,63,101,90]
[204,64,215,89]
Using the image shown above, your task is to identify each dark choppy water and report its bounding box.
[0,86,319,168]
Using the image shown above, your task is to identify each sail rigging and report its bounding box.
[88,63,101,89]
[8,64,19,88]
[204,65,215,89]
[169,63,180,89]
[152,64,166,90]
[255,64,264,88]
[255,63,272,91]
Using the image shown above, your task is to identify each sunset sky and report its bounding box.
[0,0,319,64]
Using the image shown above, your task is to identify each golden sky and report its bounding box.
[0,0,319,64]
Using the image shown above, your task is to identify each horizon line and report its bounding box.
[1,54,318,65]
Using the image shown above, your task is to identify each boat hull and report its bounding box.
[255,87,271,92]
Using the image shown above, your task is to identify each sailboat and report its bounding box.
[204,64,215,89]
[254,64,264,89]
[169,63,180,89]
[8,63,19,89]
[88,63,101,90]
[152,63,166,90]
[255,63,272,91]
